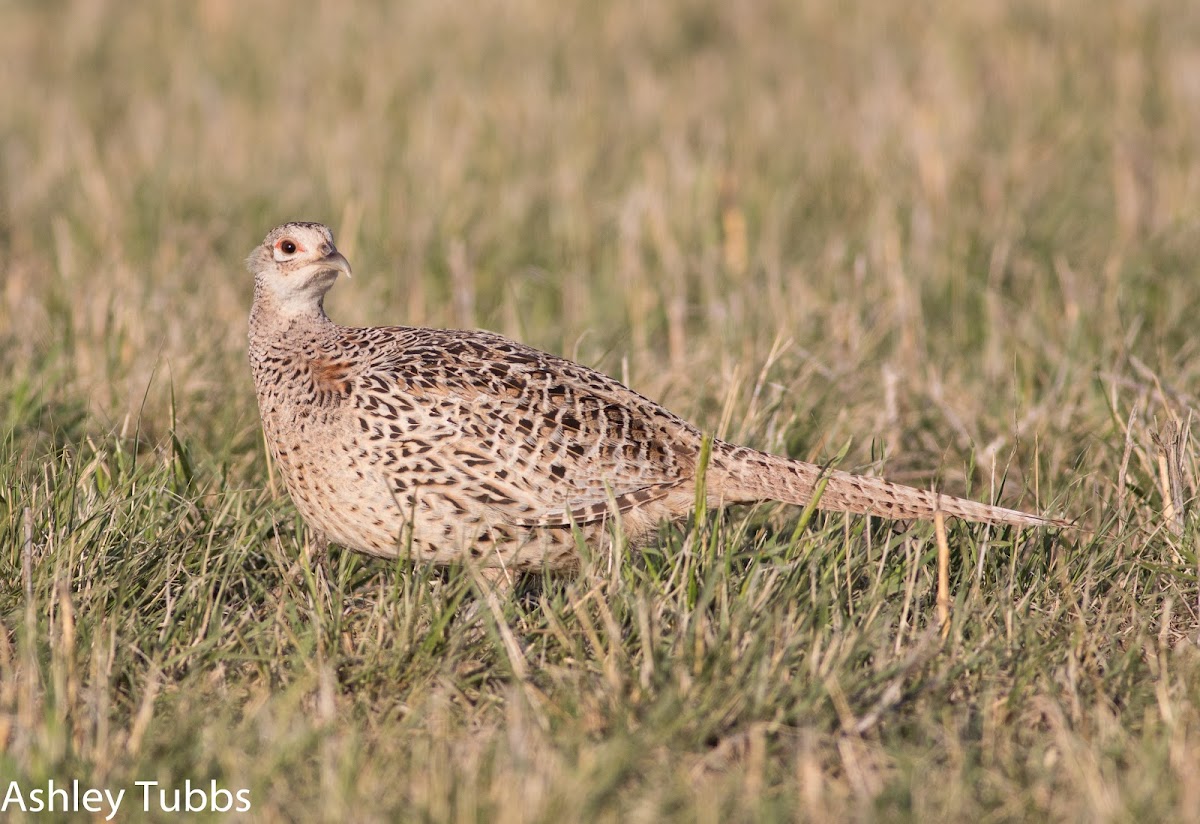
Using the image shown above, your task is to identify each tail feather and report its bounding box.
[712,445,1067,529]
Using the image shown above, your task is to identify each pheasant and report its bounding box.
[247,222,1065,571]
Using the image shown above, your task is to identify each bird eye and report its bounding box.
[280,240,297,255]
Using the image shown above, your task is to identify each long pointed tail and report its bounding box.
[711,444,1068,528]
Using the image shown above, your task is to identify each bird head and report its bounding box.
[247,222,352,313]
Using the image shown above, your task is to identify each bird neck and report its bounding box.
[249,280,334,342]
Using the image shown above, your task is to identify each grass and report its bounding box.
[2,0,1200,819]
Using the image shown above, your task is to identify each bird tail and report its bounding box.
[710,444,1067,529]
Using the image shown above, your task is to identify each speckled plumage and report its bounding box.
[247,222,1065,571]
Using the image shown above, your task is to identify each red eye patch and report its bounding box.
[277,239,305,254]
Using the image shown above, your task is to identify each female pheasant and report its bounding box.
[247,222,1064,571]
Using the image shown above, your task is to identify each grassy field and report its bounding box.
[3,0,1200,820]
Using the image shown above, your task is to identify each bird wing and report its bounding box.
[509,481,689,528]
[347,326,700,525]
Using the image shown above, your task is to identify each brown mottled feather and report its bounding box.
[247,223,1067,571]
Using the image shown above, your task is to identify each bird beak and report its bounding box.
[321,250,353,279]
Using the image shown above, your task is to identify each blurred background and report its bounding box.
[4,0,1200,819]
[6,0,1198,493]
